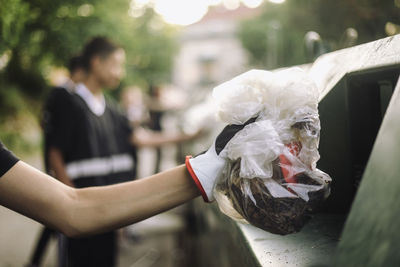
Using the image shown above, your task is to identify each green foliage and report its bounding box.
[0,85,26,116]
[238,17,268,68]
[238,1,313,69]
[0,0,31,54]
[0,83,41,154]
[238,0,400,69]
[122,8,178,88]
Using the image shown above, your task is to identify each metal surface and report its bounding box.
[313,35,400,213]
[190,202,345,267]
[308,35,400,100]
[318,64,400,213]
[333,76,400,266]
[237,213,345,267]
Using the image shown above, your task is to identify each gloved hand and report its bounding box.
[186,118,256,202]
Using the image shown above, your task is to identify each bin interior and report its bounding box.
[318,64,400,215]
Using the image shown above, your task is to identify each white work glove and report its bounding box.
[186,118,256,202]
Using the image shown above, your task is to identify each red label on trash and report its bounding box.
[280,142,302,183]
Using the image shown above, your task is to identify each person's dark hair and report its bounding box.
[81,36,121,71]
[68,55,84,74]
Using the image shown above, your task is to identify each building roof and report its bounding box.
[195,4,263,25]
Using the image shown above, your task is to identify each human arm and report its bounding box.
[0,117,252,237]
[131,126,201,148]
[48,146,74,187]
[0,161,199,238]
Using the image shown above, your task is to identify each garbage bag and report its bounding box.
[213,67,332,235]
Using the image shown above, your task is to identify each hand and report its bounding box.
[185,117,256,202]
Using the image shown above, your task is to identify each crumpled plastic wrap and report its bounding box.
[213,67,332,235]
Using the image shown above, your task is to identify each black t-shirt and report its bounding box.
[49,92,137,188]
[0,141,19,177]
[42,86,74,172]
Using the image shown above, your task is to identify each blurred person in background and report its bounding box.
[120,86,150,129]
[26,56,86,267]
[46,36,199,267]
[147,84,165,174]
[118,86,149,244]
[42,55,86,185]
[145,84,188,173]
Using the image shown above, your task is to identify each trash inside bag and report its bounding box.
[213,67,332,235]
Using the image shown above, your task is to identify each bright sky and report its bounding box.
[129,0,286,26]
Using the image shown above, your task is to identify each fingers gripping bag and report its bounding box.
[213,67,332,235]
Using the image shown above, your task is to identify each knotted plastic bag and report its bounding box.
[213,67,331,235]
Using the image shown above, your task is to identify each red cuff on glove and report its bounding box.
[185,155,210,202]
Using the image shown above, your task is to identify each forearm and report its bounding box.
[132,128,196,148]
[0,161,199,237]
[0,161,75,234]
[70,165,199,235]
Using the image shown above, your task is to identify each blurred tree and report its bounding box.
[0,0,30,54]
[238,0,400,69]
[123,8,178,89]
[0,0,177,150]
[238,2,307,69]
[0,0,177,102]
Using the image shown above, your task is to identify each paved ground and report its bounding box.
[0,146,190,267]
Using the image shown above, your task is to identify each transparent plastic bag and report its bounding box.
[213,67,332,235]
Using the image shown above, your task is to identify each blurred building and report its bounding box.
[172,5,262,102]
